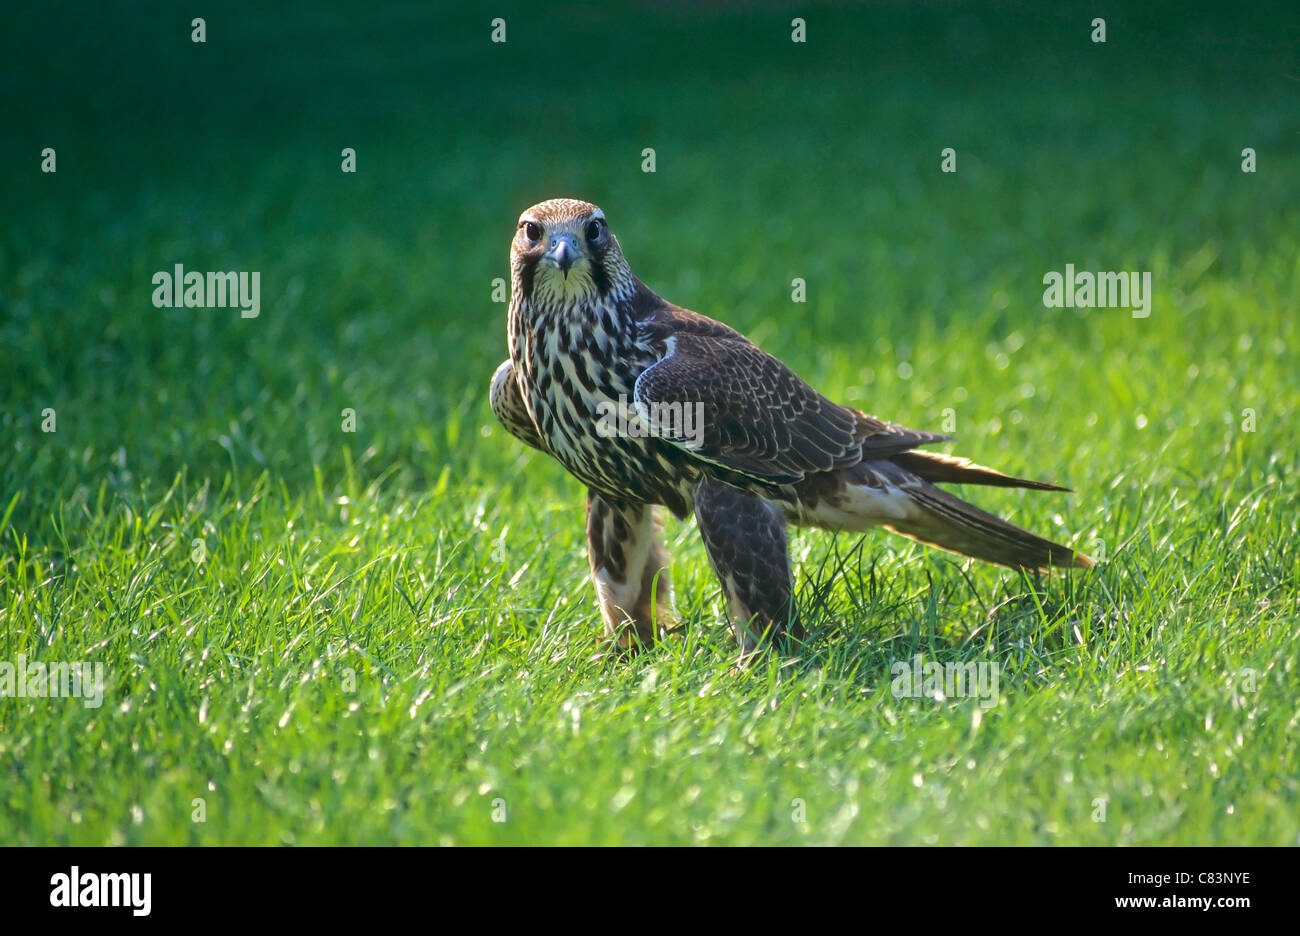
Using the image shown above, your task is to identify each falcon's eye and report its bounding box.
[523,221,542,242]
[585,219,603,244]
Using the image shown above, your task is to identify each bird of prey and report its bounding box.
[490,197,1093,653]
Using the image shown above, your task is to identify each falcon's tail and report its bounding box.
[791,457,1093,572]
[885,483,1094,572]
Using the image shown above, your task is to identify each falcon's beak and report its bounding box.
[545,235,578,277]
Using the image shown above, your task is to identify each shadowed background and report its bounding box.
[4,1,1295,507]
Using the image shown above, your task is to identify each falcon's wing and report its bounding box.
[633,329,947,485]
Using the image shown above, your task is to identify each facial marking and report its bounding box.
[513,202,612,308]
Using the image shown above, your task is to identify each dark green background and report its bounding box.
[3,0,1296,524]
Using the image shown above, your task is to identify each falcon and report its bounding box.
[490,197,1093,653]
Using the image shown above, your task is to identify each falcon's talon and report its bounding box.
[490,198,1093,656]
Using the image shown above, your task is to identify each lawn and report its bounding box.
[1,2,1297,844]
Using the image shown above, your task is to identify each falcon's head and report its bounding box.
[510,198,632,311]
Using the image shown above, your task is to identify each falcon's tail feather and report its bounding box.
[889,450,1070,492]
[886,483,1094,572]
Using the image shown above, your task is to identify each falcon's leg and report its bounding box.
[586,490,676,651]
[693,477,801,653]
[489,359,545,452]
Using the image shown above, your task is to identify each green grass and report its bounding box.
[1,2,1297,844]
